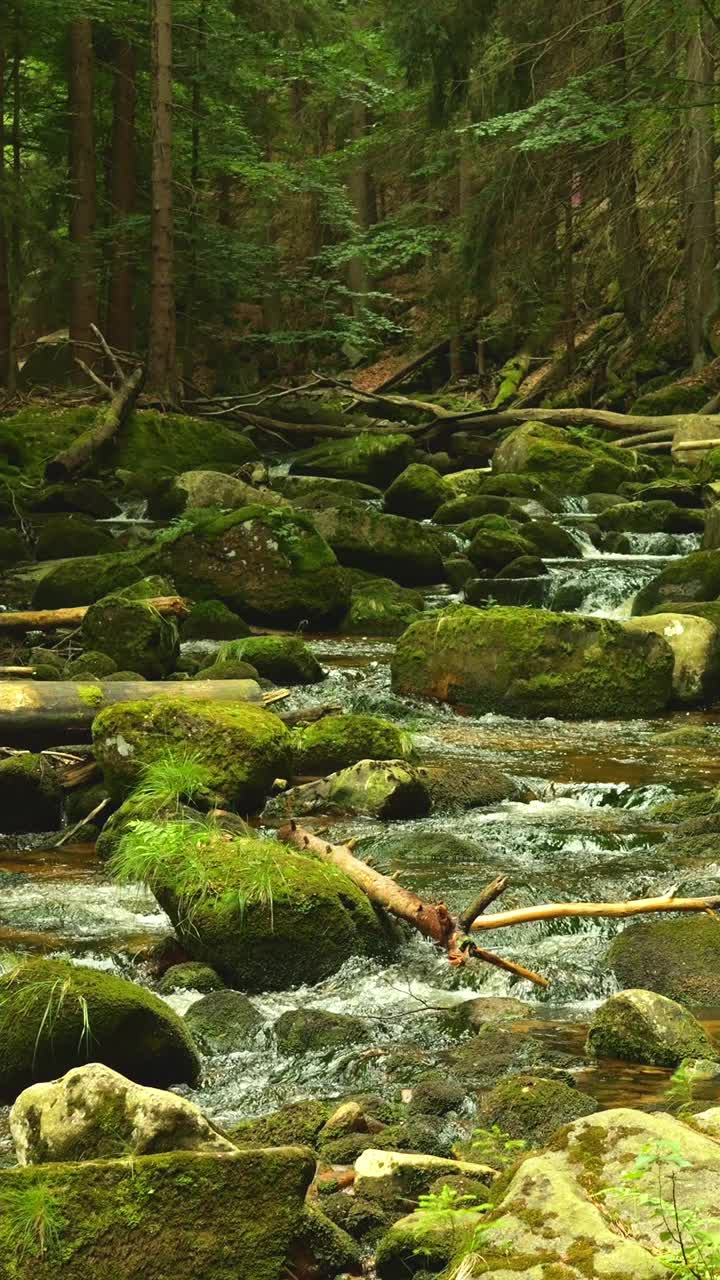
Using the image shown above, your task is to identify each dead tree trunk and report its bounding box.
[686,0,718,370]
[0,596,189,631]
[106,35,137,356]
[0,43,10,388]
[44,362,144,480]
[147,0,177,400]
[68,18,99,377]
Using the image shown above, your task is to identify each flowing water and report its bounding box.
[2,521,719,1138]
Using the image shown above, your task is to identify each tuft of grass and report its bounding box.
[129,748,215,814]
[0,1183,65,1261]
[0,966,94,1066]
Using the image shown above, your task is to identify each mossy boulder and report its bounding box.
[523,519,581,558]
[34,514,116,561]
[93,697,291,808]
[65,651,118,678]
[290,433,415,488]
[274,1008,368,1055]
[391,605,674,719]
[341,572,424,636]
[80,594,179,679]
[180,599,251,640]
[0,754,62,834]
[467,522,536,573]
[148,830,395,991]
[434,493,521,524]
[630,379,711,416]
[598,500,704,535]
[158,963,224,995]
[586,988,718,1067]
[217,636,323,686]
[173,470,288,513]
[310,503,444,585]
[27,479,121,518]
[623,612,720,705]
[478,1074,598,1147]
[293,713,413,775]
[607,916,720,1006]
[32,549,148,609]
[275,758,431,820]
[193,657,259,682]
[232,1100,332,1150]
[632,548,720,614]
[155,506,350,627]
[0,958,200,1101]
[375,1208,482,1279]
[184,990,264,1053]
[0,1146,319,1280]
[493,421,639,495]
[383,464,450,518]
[0,527,29,569]
[278,474,383,503]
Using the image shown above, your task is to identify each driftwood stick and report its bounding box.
[616,428,675,448]
[90,323,124,382]
[471,894,720,932]
[673,438,720,452]
[52,797,110,848]
[459,876,509,932]
[45,363,144,481]
[74,359,112,398]
[0,596,189,632]
[467,946,550,989]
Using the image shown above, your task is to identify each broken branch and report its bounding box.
[471,894,720,931]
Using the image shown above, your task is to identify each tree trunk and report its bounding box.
[182,1,206,387]
[606,0,646,328]
[68,18,98,376]
[7,28,21,392]
[347,99,371,316]
[686,1,717,369]
[106,36,137,356]
[0,44,11,387]
[147,0,177,400]
[563,181,576,372]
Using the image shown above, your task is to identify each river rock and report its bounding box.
[384,463,450,518]
[391,605,674,719]
[598,499,704,534]
[0,753,63,834]
[217,635,324,685]
[34,513,116,560]
[93,696,291,807]
[181,599,251,640]
[155,505,351,627]
[32,548,149,609]
[150,828,395,991]
[159,962,225,994]
[275,758,431,819]
[81,593,180,679]
[10,1062,236,1164]
[355,1148,494,1205]
[290,432,416,487]
[467,519,536,573]
[175,469,289,512]
[633,547,720,614]
[341,571,424,635]
[478,1073,599,1147]
[184,990,264,1053]
[492,421,639,494]
[607,915,720,1006]
[310,503,444,585]
[292,713,413,775]
[28,478,121,518]
[0,1145,324,1280]
[274,1008,369,1055]
[0,958,200,1102]
[375,1207,485,1279]
[623,612,720,705]
[586,988,718,1066]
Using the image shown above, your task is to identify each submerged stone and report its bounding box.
[184,989,264,1053]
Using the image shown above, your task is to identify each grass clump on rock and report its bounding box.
[292,713,413,775]
[218,636,324,685]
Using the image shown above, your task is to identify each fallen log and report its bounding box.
[0,596,189,632]
[429,406,720,438]
[0,678,263,745]
[470,894,720,932]
[45,362,145,481]
[615,428,675,448]
[672,437,720,453]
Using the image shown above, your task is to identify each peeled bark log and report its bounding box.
[434,406,720,436]
[45,362,144,480]
[0,595,187,632]
[471,894,720,931]
[0,678,263,745]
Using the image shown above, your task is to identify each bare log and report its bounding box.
[471,894,720,932]
[431,406,720,437]
[363,340,450,394]
[615,428,675,448]
[45,362,144,480]
[459,876,509,932]
[0,678,263,745]
[0,596,189,632]
[280,822,548,988]
[672,437,720,452]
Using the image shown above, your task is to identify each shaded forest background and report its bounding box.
[1,0,720,408]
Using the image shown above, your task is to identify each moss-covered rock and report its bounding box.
[172,470,288,514]
[277,474,383,503]
[158,963,224,995]
[184,990,264,1053]
[155,506,351,627]
[275,758,431,820]
[180,599,251,640]
[632,548,720,614]
[496,553,548,578]
[93,697,291,807]
[523,519,582,557]
[0,527,29,569]
[232,1100,332,1150]
[586,988,718,1067]
[493,421,639,495]
[310,503,444,585]
[217,636,323,686]
[444,556,475,590]
[64,651,118,678]
[630,378,712,416]
[421,759,526,810]
[31,550,148,609]
[0,1145,317,1280]
[467,522,536,573]
[391,605,674,719]
[290,433,415,488]
[80,594,179,679]
[341,572,424,636]
[292,713,413,775]
[478,1074,598,1147]
[598,500,704,535]
[607,916,720,1006]
[193,657,259,681]
[274,1008,368,1055]
[144,828,395,991]
[27,479,121,518]
[434,493,520,524]
[0,754,62,834]
[0,958,200,1101]
[34,514,116,561]
[384,464,450,518]
[623,612,720,706]
[375,1207,482,1279]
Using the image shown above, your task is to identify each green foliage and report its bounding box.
[0,1183,65,1263]
[0,965,93,1070]
[128,749,215,815]
[472,1124,529,1169]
